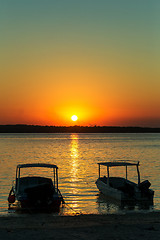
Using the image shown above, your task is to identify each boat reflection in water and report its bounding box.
[97,193,154,214]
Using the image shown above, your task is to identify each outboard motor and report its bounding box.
[138,180,153,198]
[138,180,151,190]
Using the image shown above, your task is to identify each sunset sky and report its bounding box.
[0,0,160,127]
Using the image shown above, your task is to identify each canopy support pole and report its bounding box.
[126,166,128,180]
[98,164,100,178]
[107,166,110,185]
[137,162,140,184]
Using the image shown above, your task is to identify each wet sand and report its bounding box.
[0,212,160,240]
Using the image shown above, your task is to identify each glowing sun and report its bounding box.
[71,115,78,122]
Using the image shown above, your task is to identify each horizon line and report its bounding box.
[0,124,160,129]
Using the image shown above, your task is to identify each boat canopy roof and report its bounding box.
[98,161,139,167]
[17,163,58,169]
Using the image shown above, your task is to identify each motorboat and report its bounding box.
[8,163,65,212]
[95,161,154,204]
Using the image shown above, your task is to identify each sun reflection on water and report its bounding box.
[70,134,79,181]
[64,134,80,213]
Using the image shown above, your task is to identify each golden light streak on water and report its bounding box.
[70,134,79,181]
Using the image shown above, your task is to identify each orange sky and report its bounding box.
[0,1,160,127]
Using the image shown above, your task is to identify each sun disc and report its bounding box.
[71,115,78,121]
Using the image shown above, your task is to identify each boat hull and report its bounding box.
[96,178,154,204]
[19,199,61,212]
[10,195,62,213]
[96,179,123,201]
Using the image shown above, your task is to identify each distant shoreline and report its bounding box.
[0,124,160,133]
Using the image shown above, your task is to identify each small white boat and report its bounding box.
[8,163,64,212]
[95,161,154,204]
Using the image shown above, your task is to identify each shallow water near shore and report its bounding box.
[0,133,160,215]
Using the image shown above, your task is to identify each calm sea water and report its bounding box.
[0,133,160,215]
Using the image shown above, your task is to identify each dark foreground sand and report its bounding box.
[0,212,160,240]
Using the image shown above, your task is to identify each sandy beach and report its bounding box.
[0,212,160,240]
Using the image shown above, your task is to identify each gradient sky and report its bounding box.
[0,0,160,127]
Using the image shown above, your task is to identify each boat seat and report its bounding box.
[109,177,135,196]
[101,177,126,188]
[100,176,128,189]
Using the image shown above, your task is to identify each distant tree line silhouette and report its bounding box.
[0,124,160,133]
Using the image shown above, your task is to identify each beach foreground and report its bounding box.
[0,212,160,240]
